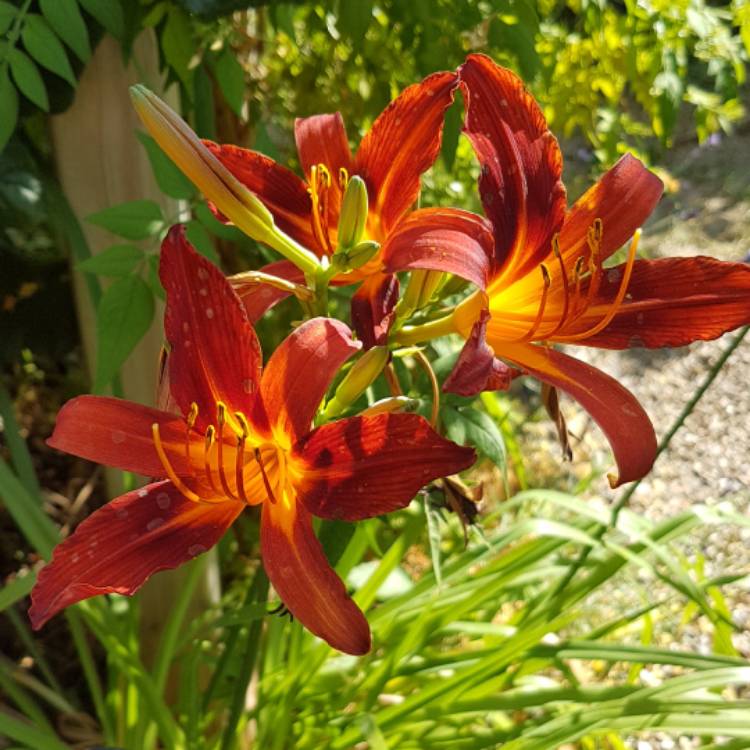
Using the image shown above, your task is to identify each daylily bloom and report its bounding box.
[29,226,475,654]
[386,54,750,487]
[131,73,480,347]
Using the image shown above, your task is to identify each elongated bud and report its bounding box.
[336,175,368,251]
[399,269,445,320]
[129,85,320,275]
[344,240,380,270]
[322,346,389,419]
[359,396,419,416]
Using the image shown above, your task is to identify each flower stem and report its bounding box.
[390,312,458,346]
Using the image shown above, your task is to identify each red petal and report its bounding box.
[258,318,361,443]
[355,71,458,238]
[459,54,566,278]
[558,154,663,264]
[47,395,190,478]
[203,141,317,251]
[261,497,370,654]
[29,482,242,629]
[230,259,304,323]
[294,413,476,521]
[350,272,400,349]
[573,256,750,349]
[160,226,263,431]
[382,208,494,289]
[443,311,518,396]
[494,342,656,487]
[295,113,354,236]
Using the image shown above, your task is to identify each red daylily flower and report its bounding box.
[385,54,750,487]
[132,73,477,347]
[30,226,475,654]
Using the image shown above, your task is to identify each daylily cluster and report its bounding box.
[32,53,750,653]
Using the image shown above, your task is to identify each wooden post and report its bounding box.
[50,31,219,677]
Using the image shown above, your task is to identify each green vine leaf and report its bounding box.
[8,48,49,111]
[39,0,91,63]
[21,13,76,87]
[0,66,18,153]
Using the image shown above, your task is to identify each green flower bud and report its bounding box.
[345,240,381,270]
[323,346,389,419]
[336,175,369,251]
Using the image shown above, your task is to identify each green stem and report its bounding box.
[390,312,457,346]
[542,324,750,619]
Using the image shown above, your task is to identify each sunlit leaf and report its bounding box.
[94,275,155,391]
[77,244,145,277]
[86,200,164,240]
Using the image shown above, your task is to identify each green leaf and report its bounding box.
[8,48,49,111]
[443,405,506,470]
[0,1,16,35]
[76,244,145,276]
[214,49,245,117]
[161,6,194,87]
[424,496,443,586]
[78,0,124,39]
[39,0,91,62]
[86,200,164,240]
[21,14,76,86]
[441,96,462,171]
[94,276,155,391]
[136,132,195,200]
[185,219,220,263]
[0,458,57,559]
[0,66,18,153]
[0,570,36,613]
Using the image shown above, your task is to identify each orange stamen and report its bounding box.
[558,229,641,342]
[203,425,220,495]
[254,448,277,504]
[185,401,198,465]
[515,264,551,343]
[234,412,252,505]
[216,402,238,499]
[544,235,570,338]
[152,423,202,503]
[308,163,333,254]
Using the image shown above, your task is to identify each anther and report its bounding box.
[185,401,199,467]
[152,423,202,503]
[338,166,349,190]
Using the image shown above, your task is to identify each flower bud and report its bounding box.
[322,346,389,419]
[359,396,419,416]
[344,240,381,270]
[400,269,445,318]
[336,175,368,251]
[130,85,320,275]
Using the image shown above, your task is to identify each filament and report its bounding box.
[255,448,277,504]
[558,229,641,342]
[515,264,551,342]
[203,425,220,495]
[216,403,238,499]
[234,412,251,505]
[544,235,570,338]
[152,423,202,503]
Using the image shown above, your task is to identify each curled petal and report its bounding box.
[494,342,656,487]
[261,496,370,654]
[444,311,518,396]
[356,71,458,238]
[160,226,263,430]
[350,273,400,349]
[558,153,663,264]
[459,54,566,277]
[382,208,494,289]
[258,318,361,443]
[294,413,476,520]
[203,142,317,251]
[574,256,750,349]
[29,482,243,629]
[47,395,190,478]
